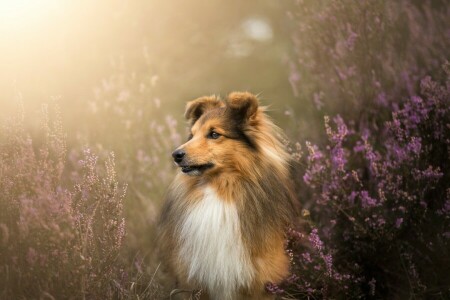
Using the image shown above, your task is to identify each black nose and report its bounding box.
[172,149,185,163]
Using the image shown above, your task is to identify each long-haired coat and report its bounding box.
[157,92,296,299]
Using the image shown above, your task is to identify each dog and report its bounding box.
[157,92,296,299]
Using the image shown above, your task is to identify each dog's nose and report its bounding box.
[172,149,185,163]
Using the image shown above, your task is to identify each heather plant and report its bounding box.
[275,1,450,298]
[1,1,448,298]
[84,56,181,255]
[274,66,450,299]
[0,102,127,299]
[287,0,449,127]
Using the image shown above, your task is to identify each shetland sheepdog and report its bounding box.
[157,92,296,299]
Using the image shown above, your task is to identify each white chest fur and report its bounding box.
[177,187,254,299]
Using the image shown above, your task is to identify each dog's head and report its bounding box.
[172,92,260,176]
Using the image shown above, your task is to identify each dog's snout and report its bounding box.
[172,149,185,163]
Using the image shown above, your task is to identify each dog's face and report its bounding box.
[172,92,259,176]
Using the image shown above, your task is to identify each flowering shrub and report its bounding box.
[1,1,448,298]
[0,103,126,299]
[276,1,450,298]
[72,56,180,298]
[274,65,450,298]
[85,58,180,254]
[288,0,449,119]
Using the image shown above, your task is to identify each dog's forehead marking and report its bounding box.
[192,107,226,133]
[199,107,225,124]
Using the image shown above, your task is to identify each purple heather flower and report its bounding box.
[309,229,324,252]
[323,253,333,276]
[360,191,378,208]
[302,252,313,263]
[265,282,284,294]
[395,218,404,228]
[368,278,376,296]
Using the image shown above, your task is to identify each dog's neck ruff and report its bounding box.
[178,187,254,299]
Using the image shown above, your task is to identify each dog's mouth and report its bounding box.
[179,163,214,175]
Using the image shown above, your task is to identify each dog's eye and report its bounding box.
[187,134,193,141]
[208,131,221,139]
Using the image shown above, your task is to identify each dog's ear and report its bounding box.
[185,96,222,124]
[226,92,259,121]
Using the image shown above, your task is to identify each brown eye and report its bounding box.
[207,131,221,139]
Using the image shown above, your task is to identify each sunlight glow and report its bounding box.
[242,17,273,42]
[0,0,62,32]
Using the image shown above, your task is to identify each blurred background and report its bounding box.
[0,0,296,123]
[1,0,448,299]
[0,1,301,297]
[0,0,298,247]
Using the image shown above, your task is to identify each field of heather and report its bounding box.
[0,1,449,299]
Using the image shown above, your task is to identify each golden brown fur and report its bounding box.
[157,92,296,299]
